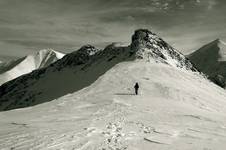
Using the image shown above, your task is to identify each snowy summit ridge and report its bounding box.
[55,45,100,68]
[131,29,196,71]
[0,29,197,111]
[32,48,65,68]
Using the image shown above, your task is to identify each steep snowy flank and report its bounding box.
[131,29,196,71]
[0,44,132,111]
[0,61,226,149]
[0,29,196,111]
[0,49,65,85]
[36,49,65,68]
[189,39,226,88]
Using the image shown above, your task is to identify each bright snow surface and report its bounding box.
[0,49,64,85]
[0,60,226,150]
[218,40,226,61]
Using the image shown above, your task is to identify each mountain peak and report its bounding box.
[35,49,65,59]
[52,45,100,68]
[214,38,220,43]
[189,38,226,86]
[201,39,226,48]
[131,29,156,50]
[213,38,226,44]
[0,49,65,85]
[192,39,226,55]
[77,45,100,56]
[37,48,55,53]
[130,29,196,71]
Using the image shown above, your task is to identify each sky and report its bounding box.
[0,0,226,61]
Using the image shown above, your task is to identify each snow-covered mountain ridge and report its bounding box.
[0,29,196,111]
[189,39,226,88]
[0,60,226,149]
[0,49,64,85]
[1,29,226,149]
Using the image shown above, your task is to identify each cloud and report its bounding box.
[0,0,226,60]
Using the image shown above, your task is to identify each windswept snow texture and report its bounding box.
[0,49,64,85]
[189,39,226,79]
[0,29,196,111]
[0,60,226,150]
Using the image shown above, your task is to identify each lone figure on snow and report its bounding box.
[134,82,139,95]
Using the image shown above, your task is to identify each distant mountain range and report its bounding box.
[0,29,196,111]
[0,49,64,85]
[1,30,225,112]
[1,30,226,149]
[189,39,226,88]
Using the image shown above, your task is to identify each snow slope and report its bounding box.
[0,29,196,111]
[0,60,226,150]
[189,39,226,80]
[0,49,64,85]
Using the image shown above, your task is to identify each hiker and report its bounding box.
[134,82,139,95]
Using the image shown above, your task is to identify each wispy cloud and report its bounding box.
[0,0,225,60]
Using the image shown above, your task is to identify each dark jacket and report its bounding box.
[134,83,139,89]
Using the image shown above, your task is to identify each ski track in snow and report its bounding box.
[1,61,226,150]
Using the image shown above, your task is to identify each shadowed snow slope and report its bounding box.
[0,49,64,85]
[189,39,226,80]
[0,29,196,111]
[0,60,226,150]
